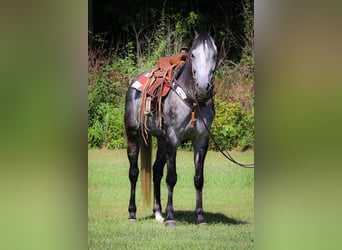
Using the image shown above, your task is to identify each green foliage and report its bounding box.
[212,51,254,151]
[114,42,139,83]
[93,32,108,45]
[88,103,126,149]
[172,11,204,53]
[88,119,104,148]
[211,98,254,151]
[88,49,128,149]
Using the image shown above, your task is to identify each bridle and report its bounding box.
[171,59,255,169]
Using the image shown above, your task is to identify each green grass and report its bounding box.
[88,149,254,249]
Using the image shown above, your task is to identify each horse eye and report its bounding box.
[191,53,195,58]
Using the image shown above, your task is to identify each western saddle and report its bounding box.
[140,51,189,143]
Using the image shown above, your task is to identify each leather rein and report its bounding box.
[170,63,255,169]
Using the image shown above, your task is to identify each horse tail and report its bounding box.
[140,135,152,207]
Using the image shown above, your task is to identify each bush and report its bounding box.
[211,51,254,151]
[211,98,254,151]
[88,47,129,149]
[88,102,126,149]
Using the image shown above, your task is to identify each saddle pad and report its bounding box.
[131,72,150,91]
[131,71,170,97]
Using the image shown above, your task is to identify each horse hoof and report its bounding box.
[128,218,137,223]
[155,212,165,222]
[165,220,176,227]
[155,216,165,223]
[198,222,208,226]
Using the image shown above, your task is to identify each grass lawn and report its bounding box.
[88,149,254,249]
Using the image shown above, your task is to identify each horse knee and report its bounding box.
[194,175,204,190]
[166,173,177,188]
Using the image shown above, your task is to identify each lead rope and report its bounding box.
[170,71,254,168]
[195,102,255,168]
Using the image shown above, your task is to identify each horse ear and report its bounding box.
[190,26,198,39]
[209,26,216,39]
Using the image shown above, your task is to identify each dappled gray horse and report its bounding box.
[124,31,217,227]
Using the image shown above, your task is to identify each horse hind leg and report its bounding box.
[153,138,166,222]
[127,129,140,222]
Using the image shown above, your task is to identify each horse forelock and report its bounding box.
[190,33,217,54]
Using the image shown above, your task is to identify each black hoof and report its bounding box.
[164,220,177,227]
[197,216,207,225]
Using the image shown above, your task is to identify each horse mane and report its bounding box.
[175,59,196,96]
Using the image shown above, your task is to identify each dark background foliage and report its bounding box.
[90,0,253,62]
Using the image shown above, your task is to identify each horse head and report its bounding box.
[189,32,217,99]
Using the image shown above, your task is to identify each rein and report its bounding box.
[194,102,255,168]
[170,70,255,169]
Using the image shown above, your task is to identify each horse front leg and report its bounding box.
[153,138,166,222]
[127,133,140,222]
[193,137,209,225]
[164,134,178,227]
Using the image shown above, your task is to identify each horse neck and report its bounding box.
[176,61,196,98]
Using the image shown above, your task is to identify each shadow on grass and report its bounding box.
[143,210,248,225]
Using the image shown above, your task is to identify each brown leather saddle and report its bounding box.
[138,52,189,143]
[136,52,189,98]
